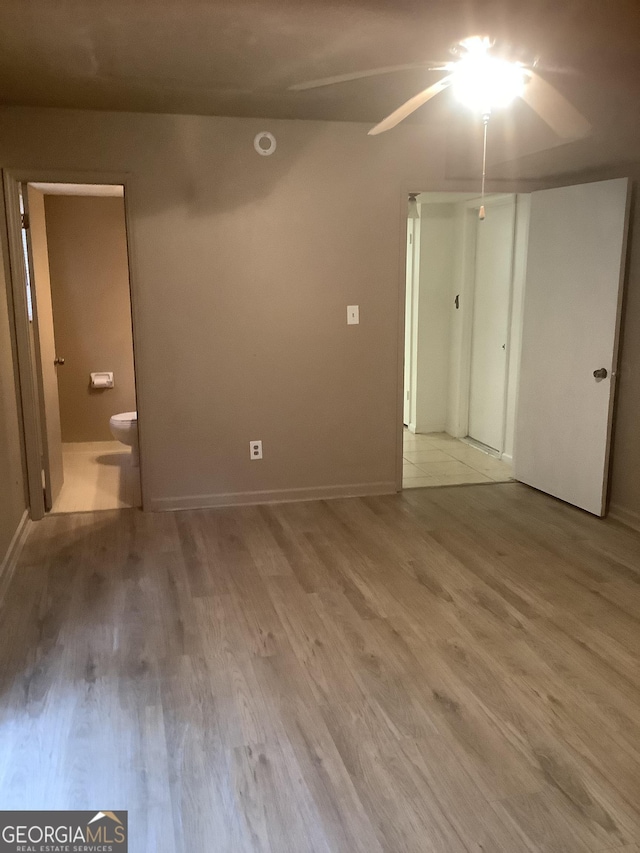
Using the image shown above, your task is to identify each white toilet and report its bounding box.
[109,411,139,466]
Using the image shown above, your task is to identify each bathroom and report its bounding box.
[22,182,139,513]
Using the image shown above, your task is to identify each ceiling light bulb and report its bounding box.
[451,52,526,114]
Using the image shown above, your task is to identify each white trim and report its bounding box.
[2,174,46,519]
[608,503,640,534]
[501,452,513,465]
[29,182,124,197]
[0,511,31,600]
[402,211,422,474]
[148,481,398,512]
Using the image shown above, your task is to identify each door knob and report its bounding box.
[54,356,65,366]
[593,367,607,379]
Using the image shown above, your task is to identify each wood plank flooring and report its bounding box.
[1,483,639,852]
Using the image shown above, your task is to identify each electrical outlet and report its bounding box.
[250,440,263,460]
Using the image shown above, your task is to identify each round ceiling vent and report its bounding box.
[254,131,276,156]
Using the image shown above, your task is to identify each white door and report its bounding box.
[515,178,630,516]
[468,197,516,451]
[23,185,64,509]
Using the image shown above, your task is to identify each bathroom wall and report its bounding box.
[44,195,136,442]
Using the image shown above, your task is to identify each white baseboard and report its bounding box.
[501,453,513,464]
[0,510,31,599]
[446,428,466,440]
[408,423,448,436]
[414,422,447,435]
[608,503,640,534]
[148,481,398,512]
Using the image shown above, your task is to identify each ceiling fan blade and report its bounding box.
[521,70,591,139]
[288,63,445,91]
[368,75,453,135]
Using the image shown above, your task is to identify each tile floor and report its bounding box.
[403,429,513,489]
[52,441,141,513]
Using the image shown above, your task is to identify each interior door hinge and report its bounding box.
[21,212,29,230]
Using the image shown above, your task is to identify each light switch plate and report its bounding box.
[347,305,359,325]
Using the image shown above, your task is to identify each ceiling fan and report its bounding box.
[289,36,591,141]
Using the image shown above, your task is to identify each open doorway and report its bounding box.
[402,191,528,489]
[12,180,140,513]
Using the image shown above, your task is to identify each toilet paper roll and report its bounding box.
[90,372,114,389]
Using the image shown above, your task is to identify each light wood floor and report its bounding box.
[1,484,639,852]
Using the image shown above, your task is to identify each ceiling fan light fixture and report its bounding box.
[450,41,526,114]
[296,32,591,142]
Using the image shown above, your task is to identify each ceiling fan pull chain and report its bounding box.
[479,111,490,220]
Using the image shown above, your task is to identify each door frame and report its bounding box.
[395,190,518,491]
[2,168,146,516]
[403,212,421,431]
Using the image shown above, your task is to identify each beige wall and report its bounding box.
[0,107,469,510]
[0,233,27,562]
[0,106,637,523]
[44,195,135,441]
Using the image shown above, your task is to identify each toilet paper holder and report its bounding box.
[90,371,114,389]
